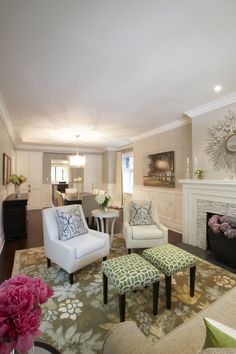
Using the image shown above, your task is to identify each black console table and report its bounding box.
[3,193,28,241]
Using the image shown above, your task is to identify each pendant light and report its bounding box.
[69,135,86,168]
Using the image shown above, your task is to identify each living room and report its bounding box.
[1,1,236,353]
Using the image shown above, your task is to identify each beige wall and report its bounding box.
[102,151,117,184]
[0,117,14,251]
[0,119,13,192]
[192,102,236,180]
[134,123,192,188]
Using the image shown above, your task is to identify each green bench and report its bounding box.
[143,243,197,309]
[101,253,160,322]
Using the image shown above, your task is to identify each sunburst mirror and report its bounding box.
[205,110,236,175]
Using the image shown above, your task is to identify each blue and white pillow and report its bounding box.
[130,201,153,226]
[56,206,88,241]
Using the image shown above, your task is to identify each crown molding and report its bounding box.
[0,93,16,146]
[15,143,103,154]
[185,92,236,119]
[130,116,191,142]
[119,144,133,151]
[101,147,118,153]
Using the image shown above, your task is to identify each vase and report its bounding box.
[14,184,21,197]
[100,205,108,212]
[10,343,34,354]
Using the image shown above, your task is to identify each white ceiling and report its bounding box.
[0,0,236,150]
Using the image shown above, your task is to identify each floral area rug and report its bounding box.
[12,234,236,354]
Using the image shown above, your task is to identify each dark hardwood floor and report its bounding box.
[0,210,235,283]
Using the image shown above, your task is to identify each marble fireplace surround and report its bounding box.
[179,179,236,250]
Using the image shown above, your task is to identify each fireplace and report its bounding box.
[206,213,236,268]
[179,179,236,250]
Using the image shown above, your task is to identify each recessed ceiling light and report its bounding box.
[214,85,222,92]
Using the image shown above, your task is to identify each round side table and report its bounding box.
[91,208,119,246]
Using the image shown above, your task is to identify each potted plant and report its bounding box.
[95,191,111,212]
[194,169,204,179]
[7,175,27,196]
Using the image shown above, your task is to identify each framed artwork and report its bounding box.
[3,153,11,185]
[143,151,175,188]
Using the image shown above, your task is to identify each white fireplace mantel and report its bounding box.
[179,179,236,186]
[179,179,236,249]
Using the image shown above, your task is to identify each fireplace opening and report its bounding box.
[206,212,236,268]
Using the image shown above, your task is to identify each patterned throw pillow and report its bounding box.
[130,201,153,226]
[56,206,88,241]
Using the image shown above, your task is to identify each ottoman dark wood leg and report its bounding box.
[190,266,196,297]
[119,294,126,322]
[69,273,74,285]
[153,281,159,316]
[103,273,108,304]
[128,249,131,254]
[165,275,172,309]
[47,258,51,268]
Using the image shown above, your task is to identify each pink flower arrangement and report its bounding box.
[208,215,236,239]
[0,275,53,354]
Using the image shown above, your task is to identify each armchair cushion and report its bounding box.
[130,201,153,226]
[65,234,106,258]
[56,206,88,241]
[131,224,163,240]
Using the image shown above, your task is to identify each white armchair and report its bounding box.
[123,200,168,253]
[42,205,110,284]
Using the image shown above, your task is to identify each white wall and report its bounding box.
[192,102,236,180]
[124,186,182,233]
[16,151,45,209]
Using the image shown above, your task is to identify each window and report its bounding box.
[51,160,69,183]
[122,153,133,193]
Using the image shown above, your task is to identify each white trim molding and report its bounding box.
[130,116,191,142]
[0,92,16,146]
[102,147,118,152]
[16,144,103,154]
[185,92,236,119]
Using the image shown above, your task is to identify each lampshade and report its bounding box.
[69,154,86,168]
[69,135,86,168]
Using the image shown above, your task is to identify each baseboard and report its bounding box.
[0,234,4,254]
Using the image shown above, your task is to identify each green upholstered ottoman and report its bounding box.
[101,253,160,322]
[143,244,197,309]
